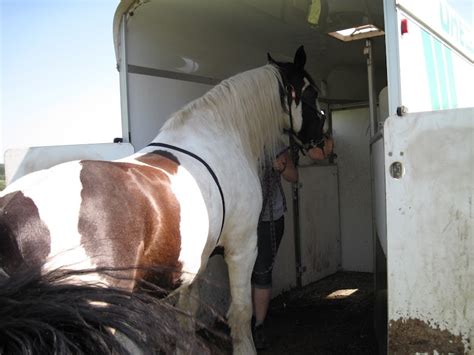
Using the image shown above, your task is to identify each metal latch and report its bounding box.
[389,161,404,179]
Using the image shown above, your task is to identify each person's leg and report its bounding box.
[253,286,272,326]
[251,217,285,349]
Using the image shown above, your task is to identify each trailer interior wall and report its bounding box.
[127,75,213,149]
[332,107,374,272]
[114,0,388,296]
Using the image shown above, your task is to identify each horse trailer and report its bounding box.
[109,0,473,353]
[4,0,472,353]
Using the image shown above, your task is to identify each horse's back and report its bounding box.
[0,156,211,289]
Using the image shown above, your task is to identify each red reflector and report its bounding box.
[401,18,408,35]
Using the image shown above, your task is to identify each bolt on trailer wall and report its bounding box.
[383,0,473,353]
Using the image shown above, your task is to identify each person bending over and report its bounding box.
[251,137,333,350]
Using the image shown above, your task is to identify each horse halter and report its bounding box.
[284,83,328,154]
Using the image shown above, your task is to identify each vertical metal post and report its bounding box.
[119,14,131,143]
[364,39,378,138]
[327,108,335,164]
[366,24,388,354]
[290,140,303,288]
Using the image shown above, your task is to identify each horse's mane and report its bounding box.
[161,64,285,164]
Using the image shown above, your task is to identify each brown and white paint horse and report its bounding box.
[0,46,327,354]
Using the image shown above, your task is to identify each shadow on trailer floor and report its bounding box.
[201,271,377,354]
[262,271,377,354]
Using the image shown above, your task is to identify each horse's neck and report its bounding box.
[158,65,284,163]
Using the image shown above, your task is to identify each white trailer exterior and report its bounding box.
[379,1,473,353]
[111,0,472,353]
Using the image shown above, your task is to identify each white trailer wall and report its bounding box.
[332,107,374,272]
[273,164,341,295]
[385,108,473,354]
[127,75,212,150]
[377,1,473,352]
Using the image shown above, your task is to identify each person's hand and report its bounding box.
[308,147,325,160]
[323,136,334,157]
[308,136,334,161]
[272,154,287,173]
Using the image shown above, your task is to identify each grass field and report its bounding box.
[0,164,5,191]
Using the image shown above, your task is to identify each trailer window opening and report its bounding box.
[328,24,384,42]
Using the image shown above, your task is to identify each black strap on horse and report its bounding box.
[147,142,226,242]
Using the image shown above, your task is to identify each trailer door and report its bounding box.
[377,0,473,353]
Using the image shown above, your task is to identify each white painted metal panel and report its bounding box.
[273,165,341,294]
[127,74,212,150]
[299,165,340,286]
[372,137,387,256]
[385,107,473,353]
[4,143,134,185]
[332,107,374,272]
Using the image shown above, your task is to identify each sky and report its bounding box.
[1,0,121,164]
[0,0,471,166]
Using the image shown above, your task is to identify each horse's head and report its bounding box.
[268,46,329,155]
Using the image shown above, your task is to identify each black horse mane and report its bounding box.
[0,265,228,354]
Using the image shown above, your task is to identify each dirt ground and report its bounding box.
[201,271,378,354]
[261,271,377,354]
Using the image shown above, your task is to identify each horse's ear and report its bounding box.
[267,53,276,64]
[294,45,306,69]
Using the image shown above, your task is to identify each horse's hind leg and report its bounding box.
[225,238,258,355]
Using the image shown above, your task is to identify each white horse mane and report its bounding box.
[161,64,286,164]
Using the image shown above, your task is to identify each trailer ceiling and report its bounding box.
[114,0,387,101]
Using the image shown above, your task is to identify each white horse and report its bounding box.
[0,45,327,354]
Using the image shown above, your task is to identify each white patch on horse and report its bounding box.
[290,100,303,132]
[19,161,104,283]
[169,166,209,284]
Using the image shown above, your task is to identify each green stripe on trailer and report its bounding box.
[433,38,449,109]
[422,31,440,110]
[422,29,458,110]
[443,45,457,108]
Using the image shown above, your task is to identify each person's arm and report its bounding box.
[273,150,298,183]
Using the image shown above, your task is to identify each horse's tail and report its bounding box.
[0,265,213,355]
